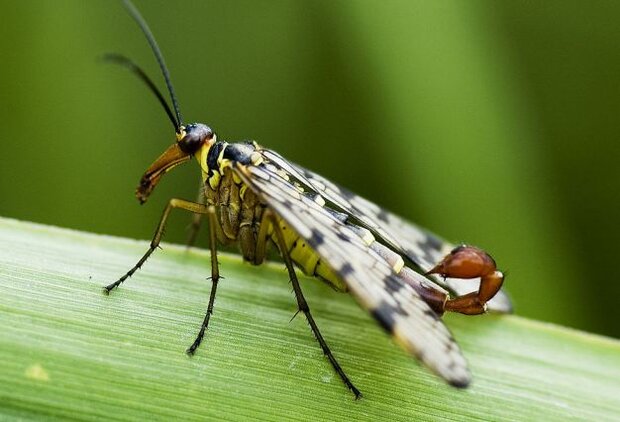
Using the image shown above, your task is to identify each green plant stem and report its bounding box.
[0,217,618,421]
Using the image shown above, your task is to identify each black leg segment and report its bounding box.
[269,213,362,399]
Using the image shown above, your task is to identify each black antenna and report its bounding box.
[122,0,183,132]
[103,53,179,132]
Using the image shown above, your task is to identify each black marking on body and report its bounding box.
[223,142,257,165]
[207,141,226,175]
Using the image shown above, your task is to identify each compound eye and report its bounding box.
[178,124,214,154]
[179,132,203,154]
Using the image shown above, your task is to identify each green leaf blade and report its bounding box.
[1,217,619,421]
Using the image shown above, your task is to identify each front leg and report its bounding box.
[104,199,222,356]
[104,198,211,293]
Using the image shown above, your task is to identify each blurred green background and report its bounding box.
[1,1,618,338]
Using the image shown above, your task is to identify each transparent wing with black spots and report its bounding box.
[234,158,472,387]
[261,149,511,313]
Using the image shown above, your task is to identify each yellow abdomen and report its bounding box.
[272,218,347,292]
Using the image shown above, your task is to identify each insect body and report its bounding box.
[105,0,511,399]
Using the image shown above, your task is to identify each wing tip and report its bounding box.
[448,375,471,389]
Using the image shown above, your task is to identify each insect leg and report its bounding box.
[268,211,362,399]
[187,205,221,355]
[186,178,206,248]
[104,198,211,293]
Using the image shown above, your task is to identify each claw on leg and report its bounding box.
[426,245,505,315]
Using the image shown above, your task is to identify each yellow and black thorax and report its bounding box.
[196,132,345,291]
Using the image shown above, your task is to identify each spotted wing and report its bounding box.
[262,150,511,313]
[234,159,471,387]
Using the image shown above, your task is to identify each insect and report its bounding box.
[104,0,512,399]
